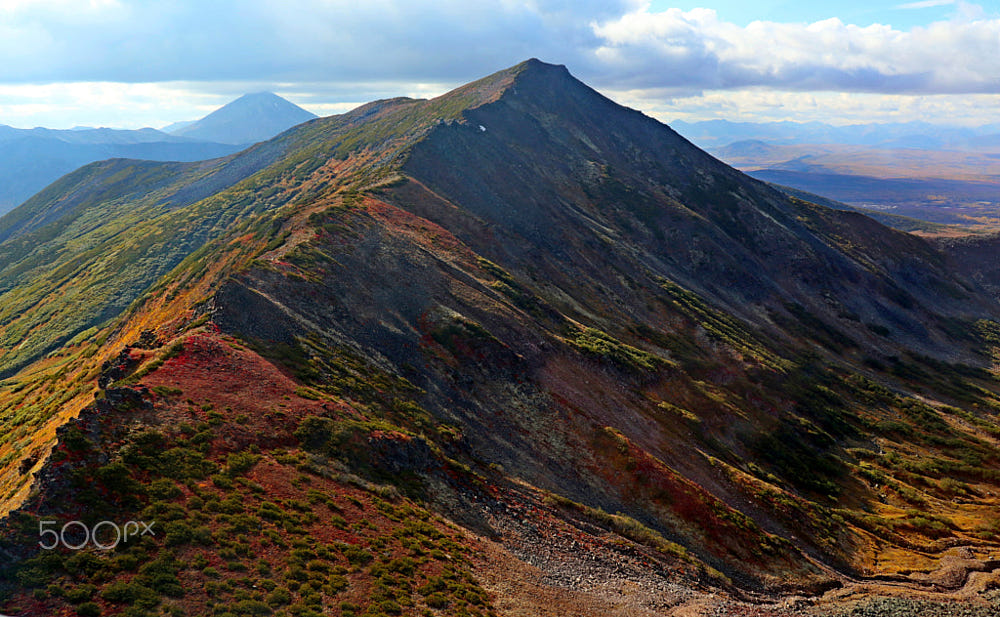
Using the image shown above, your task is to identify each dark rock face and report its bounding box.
[212,280,302,345]
[368,432,436,474]
[98,348,139,389]
[398,60,994,360]
[937,233,1000,298]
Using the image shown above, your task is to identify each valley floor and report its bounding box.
[461,492,1000,616]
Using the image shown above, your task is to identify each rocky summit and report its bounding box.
[2,59,1000,616]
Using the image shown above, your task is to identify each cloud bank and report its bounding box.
[1,1,999,127]
[0,1,996,95]
[589,5,1000,94]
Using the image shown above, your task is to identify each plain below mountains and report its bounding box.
[704,139,1000,231]
[0,92,317,215]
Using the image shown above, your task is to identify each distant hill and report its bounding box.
[766,182,952,234]
[159,120,195,133]
[168,92,317,145]
[711,141,1000,182]
[0,128,242,214]
[0,125,190,146]
[671,118,997,150]
[712,139,781,160]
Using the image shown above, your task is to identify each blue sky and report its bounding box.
[647,0,970,28]
[0,1,998,129]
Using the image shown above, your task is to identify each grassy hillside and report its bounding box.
[2,59,1000,615]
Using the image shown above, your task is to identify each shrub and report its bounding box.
[568,326,663,372]
[425,593,449,608]
[76,602,101,617]
[227,451,261,476]
[64,584,97,604]
[230,599,271,615]
[101,581,160,609]
[266,587,292,606]
[211,474,234,489]
[148,478,182,500]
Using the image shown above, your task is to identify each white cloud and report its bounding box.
[896,0,955,8]
[587,5,1000,94]
[1,0,997,96]
[604,87,1000,127]
[0,83,216,129]
[0,77,473,129]
[1,1,999,128]
[0,0,633,84]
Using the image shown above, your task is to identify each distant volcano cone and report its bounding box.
[169,92,317,144]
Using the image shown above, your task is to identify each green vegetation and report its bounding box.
[753,420,844,497]
[0,57,516,380]
[837,508,957,540]
[656,278,785,370]
[567,325,665,372]
[476,257,553,319]
[0,398,498,617]
[0,157,266,377]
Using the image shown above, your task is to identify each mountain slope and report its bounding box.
[2,60,1000,615]
[398,61,990,357]
[0,127,307,378]
[169,92,318,145]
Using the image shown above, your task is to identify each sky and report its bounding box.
[0,0,999,129]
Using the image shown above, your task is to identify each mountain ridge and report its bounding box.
[2,59,1000,615]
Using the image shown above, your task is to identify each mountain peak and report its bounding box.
[410,58,588,128]
[233,91,289,104]
[459,58,564,91]
[516,57,570,74]
[169,92,317,145]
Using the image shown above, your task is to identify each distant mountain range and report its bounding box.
[0,93,317,214]
[672,118,1000,150]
